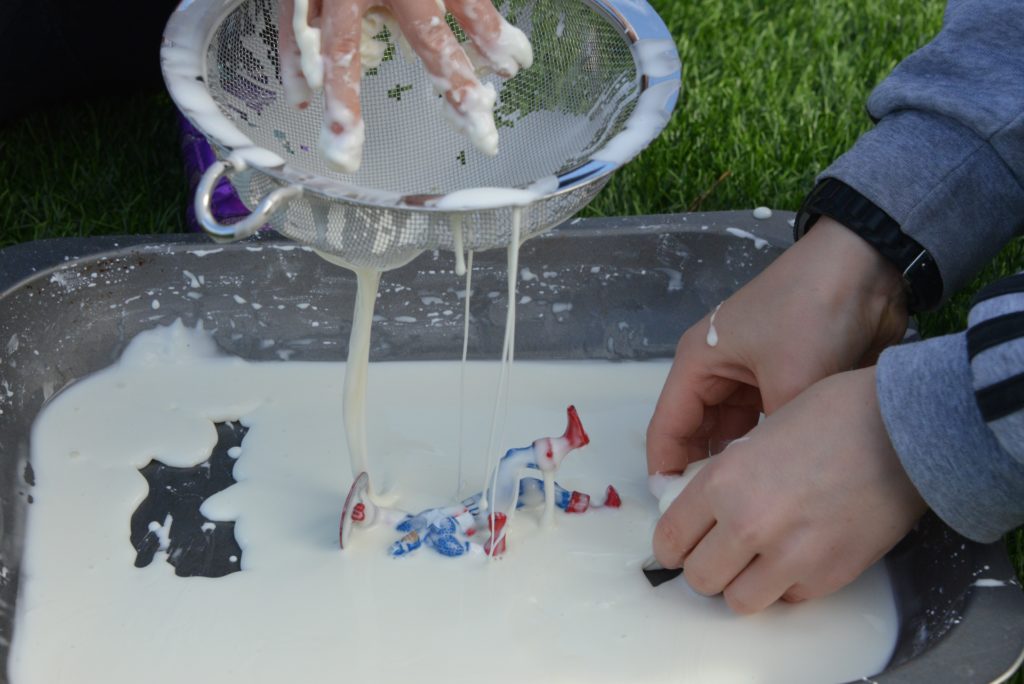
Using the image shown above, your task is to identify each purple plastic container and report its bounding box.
[178,114,252,232]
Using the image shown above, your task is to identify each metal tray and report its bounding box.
[1,212,1022,683]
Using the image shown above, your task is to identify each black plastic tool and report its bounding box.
[642,556,683,587]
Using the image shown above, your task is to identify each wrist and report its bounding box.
[798,216,907,313]
[787,216,909,362]
[795,178,943,312]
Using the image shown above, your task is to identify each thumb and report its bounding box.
[647,354,742,475]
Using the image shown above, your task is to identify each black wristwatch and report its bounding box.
[794,178,943,313]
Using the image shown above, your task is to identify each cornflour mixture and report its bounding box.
[10,322,897,684]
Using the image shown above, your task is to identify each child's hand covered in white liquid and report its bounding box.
[278,0,533,173]
[645,217,909,477]
[652,367,927,613]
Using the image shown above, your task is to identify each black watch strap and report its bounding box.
[794,178,943,312]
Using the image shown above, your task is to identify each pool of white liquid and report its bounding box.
[9,322,897,683]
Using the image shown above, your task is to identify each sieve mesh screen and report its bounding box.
[205,0,638,196]
[184,0,657,270]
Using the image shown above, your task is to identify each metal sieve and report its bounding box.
[161,0,680,270]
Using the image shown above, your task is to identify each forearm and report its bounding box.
[820,0,1024,305]
[877,273,1024,542]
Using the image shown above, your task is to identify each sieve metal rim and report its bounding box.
[161,0,680,213]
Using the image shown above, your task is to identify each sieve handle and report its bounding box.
[195,157,302,241]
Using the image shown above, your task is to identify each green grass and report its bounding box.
[1,1,1022,676]
[587,0,947,216]
[0,91,187,247]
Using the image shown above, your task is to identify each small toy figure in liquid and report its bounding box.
[339,406,621,558]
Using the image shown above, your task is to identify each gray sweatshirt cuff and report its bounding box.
[877,334,1024,542]
[821,110,1024,304]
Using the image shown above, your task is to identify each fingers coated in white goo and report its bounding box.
[278,0,534,172]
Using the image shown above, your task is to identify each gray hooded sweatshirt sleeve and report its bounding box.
[818,0,1024,542]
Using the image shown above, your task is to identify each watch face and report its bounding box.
[905,250,943,312]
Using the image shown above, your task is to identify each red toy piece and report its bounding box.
[603,485,622,508]
[339,471,370,549]
[563,405,590,449]
[566,491,591,513]
[484,512,508,557]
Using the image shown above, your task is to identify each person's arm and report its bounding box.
[878,274,1024,543]
[821,0,1024,542]
[818,0,1024,306]
[648,0,1024,478]
[648,0,1024,611]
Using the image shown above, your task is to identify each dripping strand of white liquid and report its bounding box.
[343,268,382,493]
[706,302,722,347]
[494,258,519,546]
[454,250,474,500]
[451,215,467,277]
[542,471,556,528]
[482,208,521,556]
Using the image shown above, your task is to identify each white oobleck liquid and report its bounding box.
[10,322,898,684]
[707,302,722,347]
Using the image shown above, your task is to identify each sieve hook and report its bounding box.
[195,156,303,241]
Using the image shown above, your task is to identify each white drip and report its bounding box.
[542,470,556,528]
[451,215,467,277]
[482,209,522,551]
[706,302,722,347]
[343,268,381,488]
[454,250,474,500]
